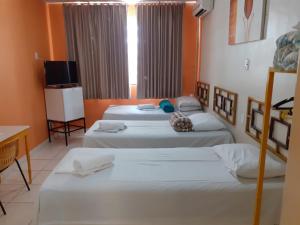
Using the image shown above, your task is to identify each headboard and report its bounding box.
[213,86,238,125]
[196,81,210,107]
[245,97,290,161]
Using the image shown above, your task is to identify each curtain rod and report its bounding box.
[46,0,196,4]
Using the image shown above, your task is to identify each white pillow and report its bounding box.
[213,144,286,179]
[179,105,202,112]
[188,113,225,131]
[176,96,201,108]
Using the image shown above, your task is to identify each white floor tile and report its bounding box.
[20,159,51,172]
[30,145,61,160]
[32,172,50,185]
[0,184,25,203]
[42,157,62,171]
[0,202,36,225]
[10,185,41,203]
[0,170,38,185]
[0,130,84,224]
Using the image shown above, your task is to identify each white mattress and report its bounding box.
[103,105,172,120]
[83,120,234,148]
[38,147,283,225]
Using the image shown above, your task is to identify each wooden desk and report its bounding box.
[0,126,32,183]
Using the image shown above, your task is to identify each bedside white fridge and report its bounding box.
[44,87,86,146]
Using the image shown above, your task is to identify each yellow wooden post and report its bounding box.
[253,69,275,225]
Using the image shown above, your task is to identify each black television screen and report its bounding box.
[44,61,78,86]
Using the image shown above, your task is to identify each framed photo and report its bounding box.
[269,117,291,150]
[251,108,263,133]
[223,97,233,116]
[229,0,267,44]
[215,94,224,109]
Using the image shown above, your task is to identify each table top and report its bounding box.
[0,126,30,142]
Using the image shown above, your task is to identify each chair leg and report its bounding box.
[15,159,30,191]
[0,201,6,215]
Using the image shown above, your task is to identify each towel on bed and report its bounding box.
[73,154,115,176]
[55,153,115,176]
[169,112,193,132]
[94,121,127,133]
[137,104,156,110]
[159,99,175,113]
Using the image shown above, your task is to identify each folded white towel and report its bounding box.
[137,104,156,110]
[94,121,127,133]
[73,154,115,176]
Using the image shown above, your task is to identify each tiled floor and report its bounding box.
[0,131,85,225]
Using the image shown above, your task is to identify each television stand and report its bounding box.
[47,118,86,146]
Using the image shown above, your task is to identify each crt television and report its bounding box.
[44,61,78,86]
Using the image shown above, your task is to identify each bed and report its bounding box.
[37,147,283,225]
[103,105,174,120]
[83,119,234,148]
[103,105,202,121]
[102,86,208,121]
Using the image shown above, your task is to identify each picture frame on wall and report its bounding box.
[229,0,267,45]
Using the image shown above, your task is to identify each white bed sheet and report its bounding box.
[83,120,234,148]
[38,147,283,225]
[103,105,172,120]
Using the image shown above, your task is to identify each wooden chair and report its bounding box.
[0,139,30,215]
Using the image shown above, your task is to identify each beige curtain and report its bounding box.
[64,4,129,99]
[137,4,183,99]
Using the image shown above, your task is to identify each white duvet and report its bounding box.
[83,120,234,148]
[37,147,283,225]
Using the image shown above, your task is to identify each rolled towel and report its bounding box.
[73,154,115,176]
[95,121,127,133]
[137,104,156,110]
[159,99,175,113]
[169,112,193,132]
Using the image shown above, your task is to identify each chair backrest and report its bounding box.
[0,139,19,172]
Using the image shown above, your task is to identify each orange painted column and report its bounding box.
[182,4,198,96]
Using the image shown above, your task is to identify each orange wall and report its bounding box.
[47,3,199,127]
[182,4,198,96]
[0,0,50,155]
[46,4,67,61]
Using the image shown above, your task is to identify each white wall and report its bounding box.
[201,0,300,143]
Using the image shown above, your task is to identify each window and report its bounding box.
[127,5,138,85]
